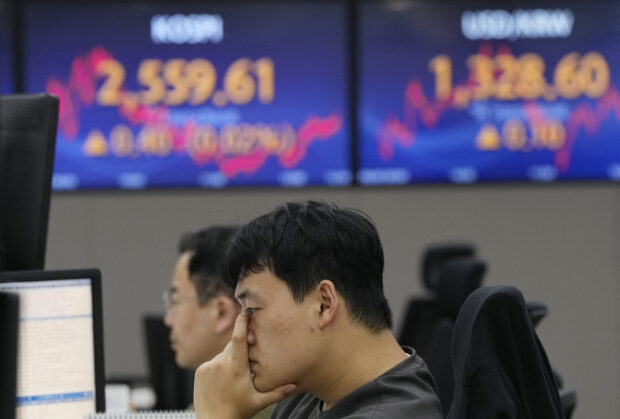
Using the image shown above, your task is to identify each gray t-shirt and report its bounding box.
[270,347,443,418]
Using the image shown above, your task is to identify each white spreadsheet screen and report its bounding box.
[0,279,97,419]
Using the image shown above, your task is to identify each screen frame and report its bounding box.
[0,268,106,413]
[0,292,18,419]
[0,93,58,270]
[356,0,620,186]
[20,0,354,191]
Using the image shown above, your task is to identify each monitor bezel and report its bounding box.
[0,292,19,419]
[19,1,352,191]
[0,268,106,413]
[0,93,58,270]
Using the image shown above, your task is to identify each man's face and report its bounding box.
[236,269,321,392]
[164,251,223,369]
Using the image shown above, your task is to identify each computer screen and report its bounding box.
[24,0,351,190]
[0,269,105,419]
[358,1,620,184]
[0,94,58,271]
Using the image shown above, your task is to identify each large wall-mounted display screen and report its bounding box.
[25,1,351,189]
[358,1,620,184]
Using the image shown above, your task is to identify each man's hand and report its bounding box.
[194,311,297,419]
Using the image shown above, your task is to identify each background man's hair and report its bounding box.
[178,225,239,304]
[224,201,392,332]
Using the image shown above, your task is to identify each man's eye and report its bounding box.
[246,308,257,316]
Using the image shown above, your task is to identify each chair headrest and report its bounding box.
[421,243,476,290]
[435,257,486,318]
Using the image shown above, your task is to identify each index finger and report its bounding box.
[230,311,250,361]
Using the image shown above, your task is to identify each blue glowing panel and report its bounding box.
[25,2,351,189]
[359,2,620,184]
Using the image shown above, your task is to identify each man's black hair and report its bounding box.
[178,225,239,304]
[224,201,392,332]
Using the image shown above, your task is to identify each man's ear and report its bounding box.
[316,280,339,329]
[213,295,238,334]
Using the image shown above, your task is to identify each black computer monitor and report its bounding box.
[0,292,19,419]
[0,269,106,418]
[0,93,58,271]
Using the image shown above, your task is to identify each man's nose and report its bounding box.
[247,328,257,345]
[163,309,173,327]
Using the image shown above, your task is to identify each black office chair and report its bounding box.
[398,243,476,356]
[142,315,194,410]
[423,257,487,414]
[447,286,564,419]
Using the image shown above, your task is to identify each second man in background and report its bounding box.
[164,225,275,419]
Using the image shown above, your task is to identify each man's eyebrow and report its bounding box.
[235,288,255,303]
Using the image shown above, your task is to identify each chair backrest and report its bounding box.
[142,315,194,410]
[398,251,482,355]
[397,298,439,355]
[424,257,486,413]
[448,286,564,419]
[423,318,454,413]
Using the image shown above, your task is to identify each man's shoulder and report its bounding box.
[271,393,319,419]
[252,403,276,419]
[270,352,443,418]
[342,352,443,418]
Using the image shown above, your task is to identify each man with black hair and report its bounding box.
[193,202,442,418]
[164,225,274,419]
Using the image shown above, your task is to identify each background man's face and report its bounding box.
[237,269,321,392]
[164,251,220,369]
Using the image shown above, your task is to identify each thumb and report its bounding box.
[256,384,297,406]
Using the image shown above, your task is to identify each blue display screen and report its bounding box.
[25,2,351,189]
[358,2,620,184]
